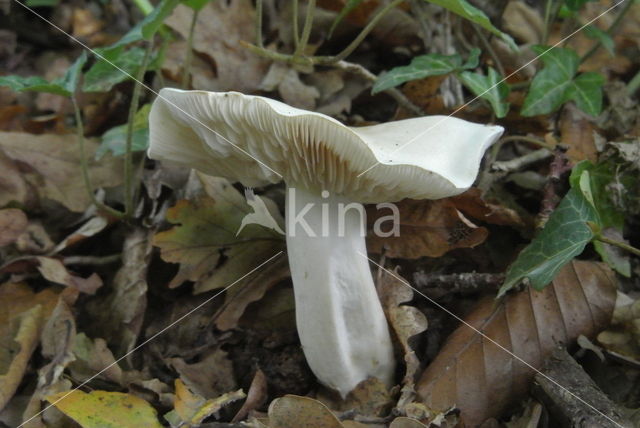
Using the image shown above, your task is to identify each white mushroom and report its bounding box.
[148,88,503,397]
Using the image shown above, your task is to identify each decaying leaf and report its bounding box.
[0,208,27,247]
[164,379,245,427]
[451,188,526,228]
[389,417,428,428]
[38,297,77,388]
[232,369,268,422]
[153,175,284,294]
[0,283,59,411]
[367,198,488,259]
[165,0,269,92]
[377,267,428,409]
[597,294,640,362]
[67,333,123,386]
[167,348,237,399]
[45,390,164,428]
[0,132,123,212]
[52,216,110,253]
[36,257,102,294]
[416,260,617,426]
[267,395,343,428]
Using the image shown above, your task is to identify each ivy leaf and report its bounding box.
[373,49,479,94]
[498,188,598,297]
[96,104,151,159]
[567,72,605,117]
[102,0,180,53]
[458,67,510,118]
[83,47,147,93]
[0,52,86,97]
[424,0,516,49]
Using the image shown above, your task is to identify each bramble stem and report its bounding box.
[596,235,640,257]
[72,98,123,219]
[182,8,200,88]
[124,42,153,218]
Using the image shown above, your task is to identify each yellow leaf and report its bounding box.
[45,390,163,428]
[267,395,344,428]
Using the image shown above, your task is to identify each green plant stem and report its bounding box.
[256,0,264,48]
[596,235,640,257]
[71,98,123,219]
[498,135,556,151]
[294,0,315,57]
[124,42,153,218]
[471,24,505,77]
[581,0,633,63]
[132,0,153,15]
[181,9,200,88]
[542,0,553,45]
[627,69,640,95]
[323,0,403,63]
[292,0,300,48]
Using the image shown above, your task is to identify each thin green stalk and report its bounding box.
[181,8,200,88]
[471,24,505,77]
[132,0,153,15]
[292,0,300,48]
[294,0,315,57]
[71,98,123,219]
[596,235,640,257]
[627,69,640,95]
[581,0,633,63]
[124,42,154,218]
[542,0,553,45]
[323,0,404,64]
[256,0,264,48]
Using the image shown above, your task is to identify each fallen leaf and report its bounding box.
[165,0,269,92]
[36,257,103,294]
[38,297,77,388]
[0,151,28,207]
[0,132,123,212]
[0,208,27,247]
[416,260,616,426]
[260,63,320,111]
[389,417,428,428]
[451,188,526,228]
[232,369,268,422]
[0,282,59,411]
[367,198,488,259]
[67,333,123,386]
[45,390,164,428]
[377,268,428,410]
[164,379,245,428]
[53,216,110,253]
[561,103,598,163]
[167,348,237,399]
[15,222,54,254]
[267,395,344,428]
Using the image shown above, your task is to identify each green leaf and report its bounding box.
[567,72,605,117]
[83,47,147,92]
[458,67,510,118]
[184,0,209,10]
[96,104,151,159]
[425,0,516,49]
[372,49,479,94]
[583,24,615,55]
[0,52,86,97]
[25,0,59,6]
[102,0,180,53]
[565,0,596,11]
[498,188,598,297]
[521,46,579,116]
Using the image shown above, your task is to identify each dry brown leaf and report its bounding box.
[67,333,123,386]
[167,348,237,399]
[367,198,488,259]
[561,104,598,163]
[451,188,526,228]
[0,132,122,212]
[377,267,428,409]
[0,208,27,247]
[52,216,109,253]
[165,0,269,92]
[0,151,28,208]
[267,395,344,428]
[0,282,59,411]
[416,260,617,426]
[389,417,428,428]
[38,297,77,388]
[36,257,102,294]
[232,369,268,422]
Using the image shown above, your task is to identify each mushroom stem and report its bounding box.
[285,186,395,397]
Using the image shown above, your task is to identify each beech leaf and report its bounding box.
[417,260,616,426]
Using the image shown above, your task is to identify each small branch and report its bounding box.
[492,148,553,172]
[72,98,124,219]
[413,271,504,299]
[124,41,153,218]
[294,0,315,57]
[581,0,633,63]
[181,8,200,88]
[63,254,122,266]
[595,235,640,257]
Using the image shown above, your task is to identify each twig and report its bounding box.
[539,147,571,225]
[581,0,633,63]
[71,98,124,219]
[413,271,504,299]
[492,148,553,172]
[124,41,153,218]
[181,8,200,88]
[63,254,122,266]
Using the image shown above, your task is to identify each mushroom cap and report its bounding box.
[148,88,503,203]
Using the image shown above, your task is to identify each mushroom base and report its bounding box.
[285,186,395,397]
